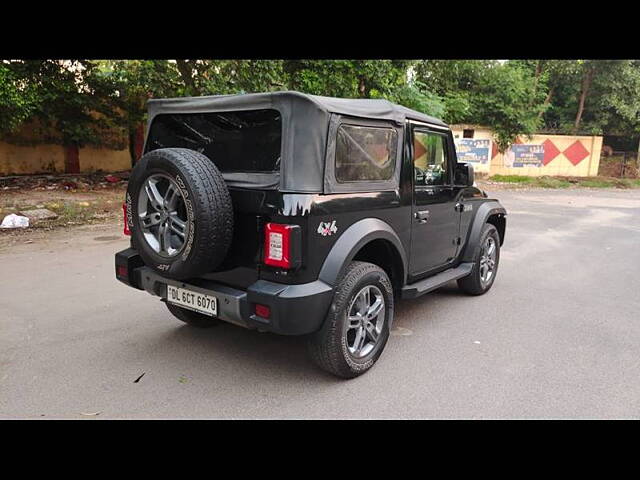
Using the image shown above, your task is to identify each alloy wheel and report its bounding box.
[479,236,497,285]
[345,285,385,358]
[137,174,189,258]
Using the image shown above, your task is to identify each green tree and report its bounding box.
[413,60,495,123]
[174,60,284,96]
[382,81,445,118]
[573,60,640,136]
[0,62,40,134]
[2,60,123,148]
[100,60,182,163]
[471,63,546,151]
[282,60,411,98]
[414,60,546,151]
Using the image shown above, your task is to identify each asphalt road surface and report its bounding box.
[2,188,640,419]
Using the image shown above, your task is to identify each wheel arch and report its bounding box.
[318,218,408,290]
[460,200,507,262]
[487,212,506,246]
[352,238,405,294]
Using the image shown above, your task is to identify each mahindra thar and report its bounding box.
[115,91,507,378]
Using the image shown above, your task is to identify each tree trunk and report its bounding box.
[574,66,594,132]
[538,85,555,119]
[531,60,543,105]
[358,76,366,98]
[176,60,196,95]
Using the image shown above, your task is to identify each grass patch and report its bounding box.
[535,177,572,188]
[619,178,640,188]
[488,175,640,189]
[579,178,617,188]
[45,201,97,225]
[489,175,535,184]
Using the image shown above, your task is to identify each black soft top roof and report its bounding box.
[145,91,449,192]
[147,91,447,126]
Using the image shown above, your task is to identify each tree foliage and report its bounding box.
[1,60,124,147]
[2,59,640,157]
[413,60,546,151]
[381,81,445,118]
[0,62,39,133]
[469,63,546,151]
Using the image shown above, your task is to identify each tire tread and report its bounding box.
[129,148,233,279]
[308,261,393,379]
[457,223,500,295]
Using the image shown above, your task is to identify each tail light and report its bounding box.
[263,222,303,269]
[254,303,271,319]
[123,202,131,236]
[116,264,128,278]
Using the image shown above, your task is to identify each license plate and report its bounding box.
[166,285,218,317]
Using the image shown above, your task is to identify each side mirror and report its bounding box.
[455,162,474,187]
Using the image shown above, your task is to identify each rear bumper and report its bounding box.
[115,248,333,335]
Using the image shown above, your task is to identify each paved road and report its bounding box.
[2,188,640,419]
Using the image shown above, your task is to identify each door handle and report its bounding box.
[415,210,430,222]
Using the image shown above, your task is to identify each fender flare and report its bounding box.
[461,200,507,262]
[318,218,408,287]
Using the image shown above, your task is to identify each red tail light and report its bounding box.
[264,222,294,269]
[123,203,131,236]
[116,264,128,278]
[254,303,271,319]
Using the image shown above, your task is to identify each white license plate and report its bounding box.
[166,285,218,317]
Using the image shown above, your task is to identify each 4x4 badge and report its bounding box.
[317,220,338,237]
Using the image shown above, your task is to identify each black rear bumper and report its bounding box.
[115,248,333,335]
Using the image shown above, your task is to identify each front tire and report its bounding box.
[307,261,393,379]
[166,303,221,328]
[457,223,500,295]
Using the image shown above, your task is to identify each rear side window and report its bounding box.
[145,109,281,173]
[335,124,397,182]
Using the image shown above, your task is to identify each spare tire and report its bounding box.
[125,148,233,280]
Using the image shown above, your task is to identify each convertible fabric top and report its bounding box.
[145,91,448,192]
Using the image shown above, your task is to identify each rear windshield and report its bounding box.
[145,109,282,173]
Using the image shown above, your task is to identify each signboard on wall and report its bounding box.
[505,144,545,168]
[454,138,491,164]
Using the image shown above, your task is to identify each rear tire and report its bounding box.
[166,303,221,328]
[457,223,500,295]
[126,148,234,280]
[307,261,393,379]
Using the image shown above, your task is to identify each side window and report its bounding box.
[335,124,397,182]
[413,130,449,186]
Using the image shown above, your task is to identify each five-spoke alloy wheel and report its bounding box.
[308,261,393,378]
[457,223,501,295]
[479,235,497,286]
[346,285,386,358]
[137,174,189,258]
[126,148,233,280]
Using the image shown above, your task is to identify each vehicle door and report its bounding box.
[409,126,460,276]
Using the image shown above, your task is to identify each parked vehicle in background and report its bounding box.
[115,92,507,378]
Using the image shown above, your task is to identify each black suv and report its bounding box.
[115,91,506,378]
